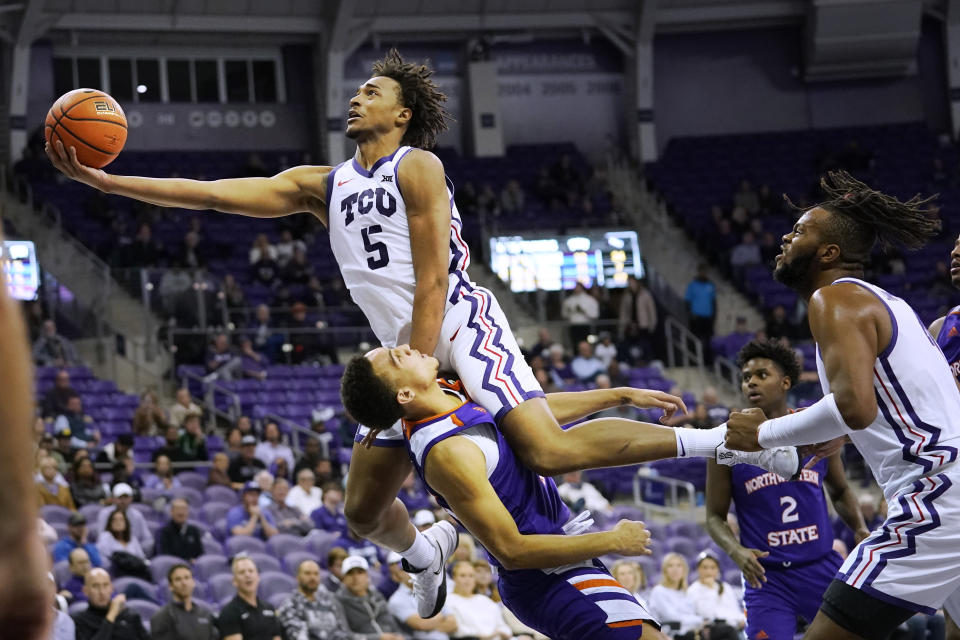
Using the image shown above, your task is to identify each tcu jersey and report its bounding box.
[935,305,960,383]
[815,278,960,500]
[326,146,471,347]
[731,457,833,565]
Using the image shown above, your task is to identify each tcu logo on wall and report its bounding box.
[341,188,397,226]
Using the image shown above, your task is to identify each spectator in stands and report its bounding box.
[227,481,278,540]
[335,556,406,640]
[611,560,650,606]
[208,452,233,488]
[278,559,354,640]
[282,246,315,285]
[132,390,168,436]
[144,454,183,496]
[55,394,100,448]
[96,433,134,467]
[324,547,349,594]
[73,567,149,640]
[471,559,499,602]
[701,387,730,427]
[42,369,75,417]
[48,570,76,640]
[500,179,526,215]
[476,183,501,219]
[648,553,702,639]
[397,471,431,514]
[528,327,554,362]
[446,561,511,640]
[219,273,247,320]
[250,237,280,287]
[623,278,658,353]
[95,483,154,553]
[97,509,148,574]
[313,455,341,487]
[32,319,80,367]
[218,556,283,640]
[685,551,744,639]
[570,340,605,383]
[561,282,599,345]
[255,421,294,470]
[59,547,92,604]
[546,343,573,388]
[229,435,267,484]
[593,331,618,370]
[718,317,754,360]
[169,388,202,429]
[156,498,204,563]
[663,402,713,430]
[333,526,384,570]
[764,304,796,341]
[203,333,242,383]
[236,414,257,438]
[250,304,284,362]
[255,470,276,509]
[177,412,208,463]
[685,264,717,361]
[758,230,779,267]
[556,470,612,515]
[732,179,760,214]
[70,457,108,507]
[729,231,762,276]
[155,424,187,464]
[122,222,166,269]
[274,229,306,266]
[177,230,204,270]
[287,301,333,364]
[286,468,323,516]
[37,453,74,508]
[239,337,269,380]
[297,425,331,473]
[386,552,457,639]
[311,481,348,536]
[53,512,102,566]
[413,510,436,532]
[834,492,883,554]
[270,456,291,482]
[111,456,144,501]
[757,184,781,216]
[150,563,217,640]
[249,232,278,267]
[265,477,312,536]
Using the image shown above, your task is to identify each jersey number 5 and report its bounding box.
[780,496,799,523]
[362,225,389,270]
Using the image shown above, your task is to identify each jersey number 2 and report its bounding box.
[780,496,799,523]
[362,225,389,270]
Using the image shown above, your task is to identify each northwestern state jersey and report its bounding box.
[403,396,571,571]
[815,278,960,501]
[935,305,960,383]
[731,457,833,565]
[326,146,472,347]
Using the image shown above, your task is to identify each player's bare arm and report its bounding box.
[704,460,768,589]
[823,452,871,544]
[423,436,651,570]
[545,388,687,425]
[401,149,453,356]
[45,139,332,222]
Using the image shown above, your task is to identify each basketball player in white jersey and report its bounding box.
[46,49,797,619]
[724,171,960,640]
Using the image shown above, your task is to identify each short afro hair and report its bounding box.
[340,355,405,431]
[735,339,801,387]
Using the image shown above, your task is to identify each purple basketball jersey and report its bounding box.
[935,306,960,383]
[731,457,834,565]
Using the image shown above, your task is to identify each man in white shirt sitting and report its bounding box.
[254,421,294,470]
[557,470,613,515]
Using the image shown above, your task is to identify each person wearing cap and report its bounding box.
[226,481,278,540]
[386,552,457,640]
[218,555,282,640]
[95,433,134,466]
[53,512,103,566]
[150,563,217,640]
[156,498,204,562]
[228,435,268,485]
[335,555,406,640]
[684,551,744,639]
[411,510,435,532]
[254,421,294,470]
[73,568,149,640]
[37,455,76,510]
[94,482,155,554]
[277,559,355,640]
[310,481,349,536]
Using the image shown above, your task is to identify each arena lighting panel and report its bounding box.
[2,240,39,301]
[489,230,643,292]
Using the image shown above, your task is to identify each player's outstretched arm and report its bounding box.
[545,387,688,425]
[704,460,768,589]
[46,140,331,219]
[425,436,651,570]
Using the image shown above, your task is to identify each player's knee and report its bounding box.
[343,497,380,536]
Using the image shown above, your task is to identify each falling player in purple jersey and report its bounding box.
[706,339,868,640]
[725,171,960,640]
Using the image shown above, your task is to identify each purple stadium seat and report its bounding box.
[112,576,157,602]
[125,598,161,622]
[40,505,72,525]
[193,554,229,581]
[665,521,701,540]
[266,533,310,559]
[267,592,290,608]
[225,535,267,557]
[149,555,185,585]
[53,560,71,586]
[667,537,698,559]
[247,552,281,574]
[305,529,341,563]
[283,550,321,576]
[723,568,743,586]
[202,537,225,557]
[171,486,204,507]
[69,601,88,615]
[259,571,297,598]
[80,503,103,523]
[201,501,233,525]
[203,486,239,505]
[209,573,237,603]
[177,472,207,491]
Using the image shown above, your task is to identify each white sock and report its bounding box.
[674,425,727,459]
[400,529,437,571]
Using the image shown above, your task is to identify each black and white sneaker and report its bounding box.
[402,521,459,618]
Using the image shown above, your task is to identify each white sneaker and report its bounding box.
[716,444,800,480]
[402,521,458,618]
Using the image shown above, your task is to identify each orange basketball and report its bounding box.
[44,89,127,169]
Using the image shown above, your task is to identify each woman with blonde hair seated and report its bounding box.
[446,560,512,640]
[611,560,651,606]
[647,553,702,640]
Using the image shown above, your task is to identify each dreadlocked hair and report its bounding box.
[736,339,801,387]
[371,48,451,149]
[788,170,941,263]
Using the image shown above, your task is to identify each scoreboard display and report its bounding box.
[2,240,40,301]
[489,230,643,292]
